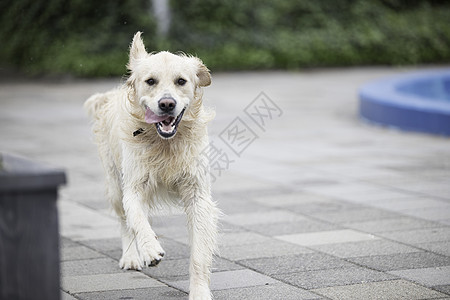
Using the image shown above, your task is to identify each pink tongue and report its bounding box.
[145,108,169,124]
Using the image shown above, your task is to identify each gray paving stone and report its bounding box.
[388,180,450,200]
[172,235,190,245]
[348,252,450,271]
[287,200,363,215]
[62,272,165,294]
[105,249,122,261]
[219,221,249,235]
[300,183,412,204]
[219,231,275,247]
[417,241,450,256]
[77,199,110,212]
[299,182,381,200]
[65,184,107,208]
[272,175,341,191]
[59,200,120,241]
[273,266,397,290]
[370,197,450,212]
[142,257,243,278]
[153,238,190,260]
[229,209,304,226]
[75,286,187,299]
[82,236,189,261]
[217,187,297,200]
[312,239,420,258]
[250,191,334,208]
[219,239,313,261]
[61,257,123,277]
[401,206,450,222]
[432,285,450,295]
[312,279,447,300]
[276,229,378,246]
[440,219,450,226]
[159,223,190,239]
[61,291,78,300]
[153,225,190,241]
[344,217,442,233]
[216,195,272,215]
[213,283,323,300]
[224,210,306,226]
[379,227,450,244]
[244,219,339,236]
[60,237,80,248]
[80,238,122,254]
[61,245,105,261]
[211,257,246,273]
[167,269,278,292]
[310,207,400,224]
[212,172,280,194]
[143,258,190,278]
[239,253,356,275]
[152,214,187,228]
[389,266,450,287]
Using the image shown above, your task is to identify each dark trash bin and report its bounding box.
[0,154,66,300]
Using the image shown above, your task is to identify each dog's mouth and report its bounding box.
[145,107,185,139]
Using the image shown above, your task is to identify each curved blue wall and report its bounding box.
[359,69,450,136]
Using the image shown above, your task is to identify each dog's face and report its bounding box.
[127,32,211,139]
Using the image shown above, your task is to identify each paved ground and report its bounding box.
[1,67,450,300]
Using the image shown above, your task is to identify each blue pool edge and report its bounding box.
[358,69,450,136]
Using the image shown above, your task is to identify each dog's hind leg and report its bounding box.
[182,184,219,300]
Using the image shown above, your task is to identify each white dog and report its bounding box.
[84,32,219,300]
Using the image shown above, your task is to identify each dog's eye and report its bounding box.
[146,78,156,86]
[177,78,187,86]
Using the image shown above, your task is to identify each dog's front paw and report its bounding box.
[189,285,212,300]
[138,237,165,267]
[119,252,143,271]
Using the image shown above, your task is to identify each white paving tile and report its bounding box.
[62,272,165,294]
[58,200,120,241]
[276,229,378,246]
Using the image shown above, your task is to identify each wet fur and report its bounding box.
[84,32,219,300]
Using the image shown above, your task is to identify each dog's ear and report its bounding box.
[128,31,147,70]
[190,57,211,87]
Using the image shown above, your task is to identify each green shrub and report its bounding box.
[0,0,449,76]
[0,0,156,76]
[169,0,450,69]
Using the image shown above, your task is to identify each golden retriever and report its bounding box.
[84,32,219,300]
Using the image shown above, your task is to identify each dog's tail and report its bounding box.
[84,93,108,120]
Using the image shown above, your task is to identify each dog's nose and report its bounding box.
[158,98,176,113]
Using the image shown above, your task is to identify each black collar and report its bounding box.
[133,128,144,137]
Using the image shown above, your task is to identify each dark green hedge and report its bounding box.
[0,0,156,76]
[0,0,449,76]
[169,0,450,69]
